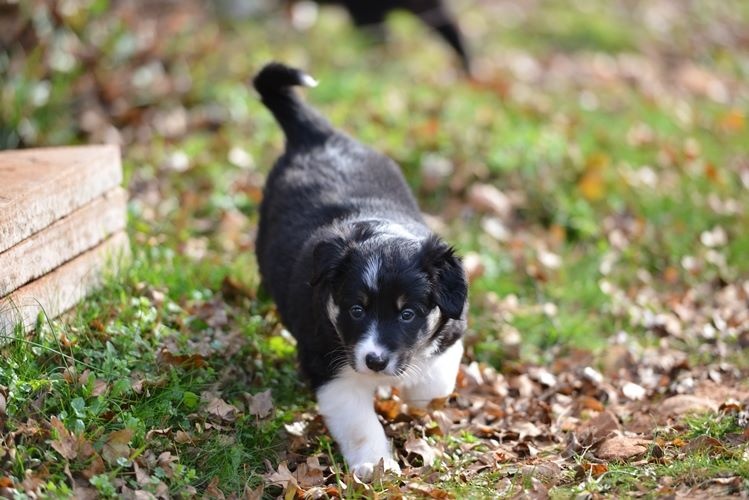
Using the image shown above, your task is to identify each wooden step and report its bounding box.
[0,145,122,253]
[0,188,127,296]
[0,231,130,337]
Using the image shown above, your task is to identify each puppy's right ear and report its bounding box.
[310,237,349,287]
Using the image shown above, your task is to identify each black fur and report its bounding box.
[254,62,467,390]
[291,0,471,74]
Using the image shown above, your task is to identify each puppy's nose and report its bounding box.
[365,352,389,372]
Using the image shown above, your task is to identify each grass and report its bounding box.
[2,0,749,497]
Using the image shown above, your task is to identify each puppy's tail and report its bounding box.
[253,62,333,148]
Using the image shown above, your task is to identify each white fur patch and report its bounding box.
[317,368,401,479]
[363,255,381,291]
[326,297,343,341]
[354,324,395,374]
[398,339,463,408]
[300,73,318,88]
[425,308,441,337]
[380,222,419,240]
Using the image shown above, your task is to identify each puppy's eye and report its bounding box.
[399,308,415,322]
[349,305,365,320]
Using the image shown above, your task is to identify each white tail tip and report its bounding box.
[300,74,319,88]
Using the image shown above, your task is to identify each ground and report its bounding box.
[1,0,749,498]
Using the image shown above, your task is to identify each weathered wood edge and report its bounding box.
[0,231,130,339]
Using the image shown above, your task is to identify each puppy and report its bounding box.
[287,0,472,75]
[253,62,467,479]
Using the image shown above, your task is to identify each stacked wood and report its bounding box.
[0,145,129,336]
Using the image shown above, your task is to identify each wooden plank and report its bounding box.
[0,231,129,337]
[0,188,127,296]
[0,145,122,253]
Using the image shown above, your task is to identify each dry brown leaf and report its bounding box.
[133,461,151,485]
[49,417,78,460]
[293,457,326,488]
[157,451,178,478]
[158,348,207,369]
[243,483,264,500]
[580,462,608,477]
[264,461,298,489]
[467,183,512,218]
[174,430,192,444]
[81,451,105,479]
[375,399,401,421]
[578,396,605,412]
[658,395,719,419]
[520,461,562,486]
[0,477,13,488]
[91,379,109,397]
[577,410,620,446]
[406,482,454,499]
[463,252,485,283]
[247,390,273,419]
[404,437,440,466]
[204,396,239,422]
[683,435,726,456]
[596,436,650,461]
[205,476,226,499]
[102,428,133,465]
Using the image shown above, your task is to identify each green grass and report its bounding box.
[2,0,749,496]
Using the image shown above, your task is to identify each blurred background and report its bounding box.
[1,0,749,496]
[3,0,747,354]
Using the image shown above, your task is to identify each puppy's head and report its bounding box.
[311,223,467,377]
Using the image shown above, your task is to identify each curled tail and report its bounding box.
[253,62,333,148]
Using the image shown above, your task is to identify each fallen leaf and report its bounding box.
[404,437,439,466]
[520,461,562,486]
[81,451,105,479]
[174,430,192,444]
[658,395,719,419]
[244,483,264,500]
[581,462,608,477]
[133,461,150,485]
[247,390,273,419]
[683,435,725,456]
[578,395,605,412]
[467,183,512,218]
[204,396,239,422]
[205,476,226,499]
[158,348,207,369]
[375,399,401,421]
[577,410,620,446]
[49,417,78,460]
[293,457,326,488]
[596,436,650,460]
[102,428,134,465]
[264,461,298,489]
[91,379,108,397]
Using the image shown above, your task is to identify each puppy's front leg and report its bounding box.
[317,372,401,480]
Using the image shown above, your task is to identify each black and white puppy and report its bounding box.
[288,0,472,75]
[253,62,467,479]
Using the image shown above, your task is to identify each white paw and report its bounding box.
[352,458,401,481]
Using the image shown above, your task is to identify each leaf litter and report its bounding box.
[1,0,749,497]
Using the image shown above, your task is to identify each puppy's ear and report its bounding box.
[311,236,349,287]
[421,235,467,319]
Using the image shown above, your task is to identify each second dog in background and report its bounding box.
[288,0,472,74]
[254,62,468,479]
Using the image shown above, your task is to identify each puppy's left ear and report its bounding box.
[421,235,467,319]
[310,236,349,287]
